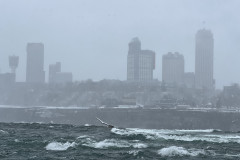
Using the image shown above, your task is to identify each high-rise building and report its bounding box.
[127,38,155,82]
[26,43,45,83]
[49,62,72,84]
[0,73,15,87]
[54,72,73,84]
[162,52,184,85]
[184,72,195,88]
[49,62,61,83]
[195,29,214,90]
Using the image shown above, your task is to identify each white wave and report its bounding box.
[84,124,91,126]
[158,146,205,157]
[223,153,240,158]
[14,139,20,142]
[111,128,240,144]
[133,143,148,148]
[0,130,8,134]
[128,150,140,156]
[45,141,76,151]
[175,129,218,133]
[77,135,91,139]
[83,139,130,149]
[81,137,148,149]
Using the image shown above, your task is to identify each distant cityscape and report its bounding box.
[0,28,239,108]
[127,29,214,91]
[1,29,213,88]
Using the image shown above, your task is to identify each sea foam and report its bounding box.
[111,128,240,144]
[45,142,76,151]
[128,150,140,156]
[158,146,205,157]
[0,130,8,134]
[81,137,148,149]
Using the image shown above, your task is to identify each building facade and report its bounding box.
[49,62,61,83]
[49,62,72,84]
[26,43,45,83]
[54,72,73,84]
[127,38,155,82]
[162,52,184,85]
[195,29,214,90]
[184,72,195,88]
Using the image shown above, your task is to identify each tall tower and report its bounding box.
[195,29,214,90]
[162,52,184,85]
[26,43,45,83]
[127,38,141,81]
[127,37,155,82]
[9,55,19,82]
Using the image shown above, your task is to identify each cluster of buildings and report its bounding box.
[127,29,214,91]
[1,28,214,91]
[0,43,73,86]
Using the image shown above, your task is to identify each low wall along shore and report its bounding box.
[0,107,240,131]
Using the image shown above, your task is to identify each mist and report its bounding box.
[0,0,240,88]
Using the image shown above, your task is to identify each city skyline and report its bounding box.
[1,0,240,88]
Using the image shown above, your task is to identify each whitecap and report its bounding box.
[175,129,217,133]
[45,142,76,151]
[77,135,92,139]
[223,153,240,158]
[128,150,140,156]
[82,138,148,149]
[83,139,130,149]
[0,130,8,134]
[158,146,205,157]
[84,124,91,127]
[132,143,148,148]
[111,128,240,144]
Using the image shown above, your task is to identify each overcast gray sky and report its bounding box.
[0,0,240,89]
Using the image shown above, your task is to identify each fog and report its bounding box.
[0,0,240,88]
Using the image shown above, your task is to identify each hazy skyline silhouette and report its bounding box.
[0,0,240,89]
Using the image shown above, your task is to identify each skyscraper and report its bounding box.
[49,62,73,84]
[26,43,45,83]
[127,38,155,82]
[162,52,184,85]
[49,62,61,83]
[195,29,214,90]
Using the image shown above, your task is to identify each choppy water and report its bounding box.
[1,123,240,159]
